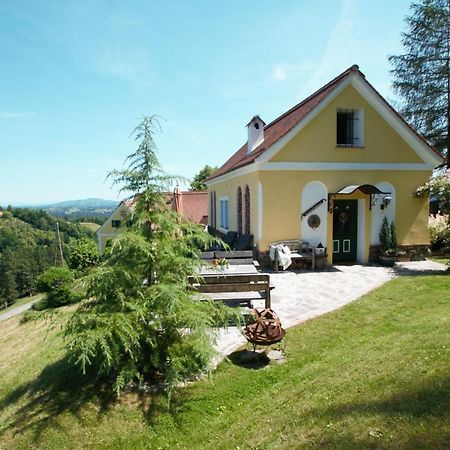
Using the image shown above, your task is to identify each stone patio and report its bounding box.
[214,260,448,363]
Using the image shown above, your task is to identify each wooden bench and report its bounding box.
[269,240,316,271]
[189,273,271,308]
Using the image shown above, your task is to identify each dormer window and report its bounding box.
[337,108,364,147]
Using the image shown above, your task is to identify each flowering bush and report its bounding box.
[416,169,450,215]
[429,214,450,251]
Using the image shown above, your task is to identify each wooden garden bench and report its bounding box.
[188,273,271,308]
[269,240,316,271]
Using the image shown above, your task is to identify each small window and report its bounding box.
[220,198,229,230]
[112,219,121,228]
[254,123,259,129]
[337,108,363,147]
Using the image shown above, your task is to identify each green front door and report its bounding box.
[333,200,357,262]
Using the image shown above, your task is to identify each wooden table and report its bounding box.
[199,264,259,277]
[192,264,271,308]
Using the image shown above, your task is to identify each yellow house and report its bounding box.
[96,197,135,254]
[206,65,444,265]
[96,190,208,253]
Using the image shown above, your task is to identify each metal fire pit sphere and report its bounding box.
[244,308,286,346]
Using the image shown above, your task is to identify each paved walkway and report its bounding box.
[214,260,448,362]
[0,299,40,322]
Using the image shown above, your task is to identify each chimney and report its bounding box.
[246,115,266,154]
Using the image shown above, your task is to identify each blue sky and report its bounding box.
[0,0,412,205]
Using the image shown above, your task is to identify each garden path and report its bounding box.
[214,260,448,364]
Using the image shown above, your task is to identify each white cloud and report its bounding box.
[94,47,153,88]
[273,66,287,81]
[303,0,358,95]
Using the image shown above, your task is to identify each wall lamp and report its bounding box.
[380,196,392,210]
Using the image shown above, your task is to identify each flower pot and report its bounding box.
[379,255,396,266]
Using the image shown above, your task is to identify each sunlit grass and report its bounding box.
[79,222,101,233]
[0,274,449,449]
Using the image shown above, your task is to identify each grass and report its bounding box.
[79,222,101,232]
[0,274,449,449]
[430,255,450,265]
[0,293,44,314]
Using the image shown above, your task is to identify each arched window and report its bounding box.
[237,187,243,233]
[244,185,250,234]
[210,191,217,228]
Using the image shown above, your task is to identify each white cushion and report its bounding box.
[282,245,291,255]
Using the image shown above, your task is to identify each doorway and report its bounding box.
[333,200,358,263]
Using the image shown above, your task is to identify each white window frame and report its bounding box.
[219,196,229,230]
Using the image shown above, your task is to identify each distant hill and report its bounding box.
[40,198,118,209]
[36,198,118,219]
[0,207,95,306]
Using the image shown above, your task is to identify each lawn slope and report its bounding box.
[0,274,449,449]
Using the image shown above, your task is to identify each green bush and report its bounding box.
[36,266,79,308]
[68,237,99,273]
[379,217,397,255]
[37,266,74,293]
[429,214,450,251]
[46,285,81,308]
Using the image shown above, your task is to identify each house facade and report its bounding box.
[96,189,208,253]
[206,65,444,264]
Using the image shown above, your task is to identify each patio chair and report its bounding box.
[233,234,254,251]
[216,231,238,250]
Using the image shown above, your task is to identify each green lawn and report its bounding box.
[0,274,449,449]
[430,255,450,266]
[79,222,101,233]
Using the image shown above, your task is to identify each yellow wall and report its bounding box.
[97,203,131,253]
[271,85,423,164]
[208,171,259,238]
[259,170,430,260]
[208,83,433,262]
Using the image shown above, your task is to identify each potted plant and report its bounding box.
[396,250,409,262]
[211,257,229,271]
[379,217,397,266]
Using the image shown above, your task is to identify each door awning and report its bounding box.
[333,184,390,195]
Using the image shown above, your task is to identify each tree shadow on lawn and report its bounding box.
[0,354,117,441]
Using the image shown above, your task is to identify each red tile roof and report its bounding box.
[172,189,208,225]
[208,65,443,180]
[121,190,208,225]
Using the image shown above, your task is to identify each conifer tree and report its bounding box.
[190,165,218,191]
[389,0,450,166]
[66,116,238,395]
[0,249,18,308]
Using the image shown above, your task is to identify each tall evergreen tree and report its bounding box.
[389,0,450,167]
[0,249,18,308]
[66,116,238,395]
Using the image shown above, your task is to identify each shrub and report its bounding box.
[429,214,450,251]
[37,266,74,293]
[37,266,78,308]
[379,217,396,255]
[68,237,99,273]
